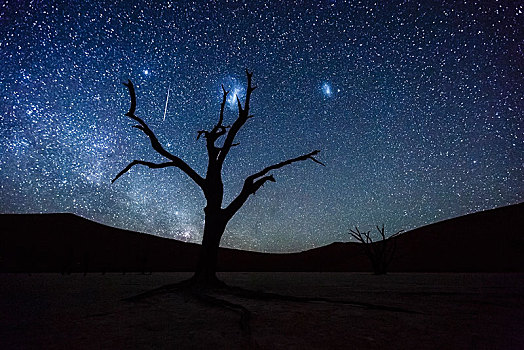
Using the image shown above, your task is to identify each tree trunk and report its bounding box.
[113,74,321,288]
[191,210,227,286]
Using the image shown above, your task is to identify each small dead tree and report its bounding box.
[349,225,403,275]
[112,70,323,286]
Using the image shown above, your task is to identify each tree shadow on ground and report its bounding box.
[124,281,421,337]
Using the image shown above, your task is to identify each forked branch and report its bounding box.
[349,225,403,275]
[225,150,324,218]
[249,150,324,182]
[113,80,205,188]
[217,70,257,166]
[197,85,230,163]
[349,227,372,244]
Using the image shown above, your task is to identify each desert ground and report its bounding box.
[1,272,523,349]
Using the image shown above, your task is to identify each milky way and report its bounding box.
[1,1,522,252]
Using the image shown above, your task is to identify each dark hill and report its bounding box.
[1,202,523,272]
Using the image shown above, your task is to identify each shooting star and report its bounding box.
[162,85,171,122]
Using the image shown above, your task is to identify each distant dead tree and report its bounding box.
[112,70,323,286]
[349,225,403,275]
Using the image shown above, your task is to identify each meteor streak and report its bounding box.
[163,85,171,121]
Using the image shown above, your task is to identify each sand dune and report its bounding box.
[1,202,523,272]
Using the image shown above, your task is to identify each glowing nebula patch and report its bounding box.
[322,82,333,97]
[222,76,246,108]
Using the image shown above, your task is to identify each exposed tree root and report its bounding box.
[123,278,421,336]
[224,285,419,314]
[191,290,251,335]
[124,279,251,335]
[123,277,226,302]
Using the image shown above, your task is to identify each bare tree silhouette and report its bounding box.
[349,225,403,275]
[112,70,323,286]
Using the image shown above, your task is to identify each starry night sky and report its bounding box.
[1,0,522,252]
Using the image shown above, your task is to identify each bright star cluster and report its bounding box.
[0,1,522,252]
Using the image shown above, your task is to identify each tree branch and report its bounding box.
[216,85,228,131]
[224,150,323,218]
[197,86,230,166]
[349,225,404,274]
[117,80,205,188]
[349,227,368,244]
[217,69,256,166]
[112,160,176,183]
[252,175,276,194]
[247,150,324,181]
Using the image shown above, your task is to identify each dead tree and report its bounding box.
[112,70,323,286]
[349,225,403,275]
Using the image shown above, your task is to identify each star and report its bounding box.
[0,0,521,252]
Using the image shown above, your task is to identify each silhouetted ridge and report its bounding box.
[1,202,522,272]
[0,213,200,273]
